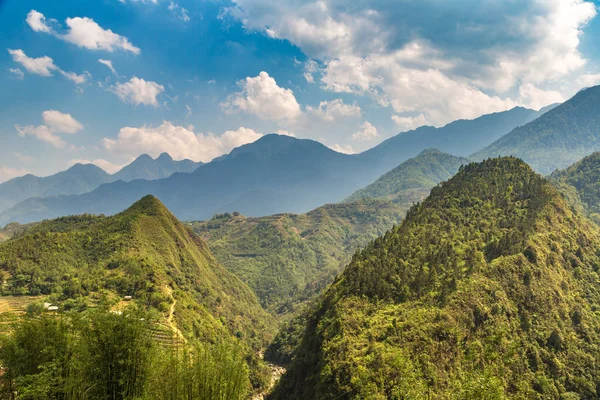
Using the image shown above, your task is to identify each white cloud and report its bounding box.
[103,122,263,162]
[392,114,428,131]
[275,129,296,137]
[576,73,600,88]
[8,49,56,76]
[303,59,320,83]
[351,121,379,141]
[185,104,192,119]
[16,125,67,148]
[227,0,598,126]
[26,10,53,33]
[42,110,84,134]
[168,2,191,22]
[518,83,566,110]
[15,110,83,148]
[0,167,29,184]
[8,49,89,84]
[111,77,165,107]
[98,59,117,75]
[306,99,361,121]
[222,71,302,122]
[329,143,356,154]
[26,10,140,54]
[69,158,124,174]
[9,68,24,79]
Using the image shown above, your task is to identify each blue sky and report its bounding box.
[1,0,599,181]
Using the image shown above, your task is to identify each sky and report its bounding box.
[1,0,599,181]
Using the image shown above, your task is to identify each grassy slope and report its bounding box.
[272,158,600,399]
[189,200,406,317]
[0,195,274,348]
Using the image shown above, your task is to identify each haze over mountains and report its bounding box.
[0,153,202,213]
[473,86,600,174]
[0,100,562,225]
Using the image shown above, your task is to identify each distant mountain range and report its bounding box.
[472,86,600,174]
[0,103,547,224]
[9,87,600,225]
[360,105,552,173]
[0,153,202,213]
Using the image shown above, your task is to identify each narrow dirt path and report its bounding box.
[165,286,186,343]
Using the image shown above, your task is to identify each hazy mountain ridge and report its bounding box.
[0,153,202,214]
[346,149,469,204]
[271,157,600,399]
[359,105,548,173]
[472,85,600,174]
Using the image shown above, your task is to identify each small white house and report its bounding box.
[124,296,133,301]
[47,306,58,312]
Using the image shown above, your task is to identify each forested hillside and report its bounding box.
[271,158,600,399]
[190,200,405,316]
[346,149,468,203]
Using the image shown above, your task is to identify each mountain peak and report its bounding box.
[122,195,171,218]
[157,152,173,162]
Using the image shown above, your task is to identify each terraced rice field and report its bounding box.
[0,296,42,335]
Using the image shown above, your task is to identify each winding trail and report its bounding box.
[165,286,186,343]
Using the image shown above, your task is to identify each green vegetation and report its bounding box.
[345,149,468,204]
[0,309,250,399]
[271,158,600,399]
[0,195,275,394]
[551,152,600,225]
[189,200,406,317]
[472,85,600,174]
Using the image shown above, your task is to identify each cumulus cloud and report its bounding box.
[227,0,598,126]
[329,143,356,154]
[26,10,140,54]
[306,98,361,121]
[0,167,30,184]
[275,129,296,137]
[351,121,378,141]
[8,49,89,84]
[392,114,428,131]
[98,59,117,75]
[16,125,68,148]
[111,77,165,107]
[102,122,263,162]
[15,110,83,148]
[42,110,84,134]
[222,71,302,122]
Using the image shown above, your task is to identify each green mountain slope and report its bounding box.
[271,158,600,399]
[0,195,273,348]
[189,200,406,317]
[550,152,600,226]
[472,85,600,174]
[345,149,468,203]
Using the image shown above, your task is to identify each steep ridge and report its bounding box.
[359,106,548,173]
[346,149,469,203]
[0,195,274,348]
[189,200,406,317]
[473,85,600,174]
[271,158,600,399]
